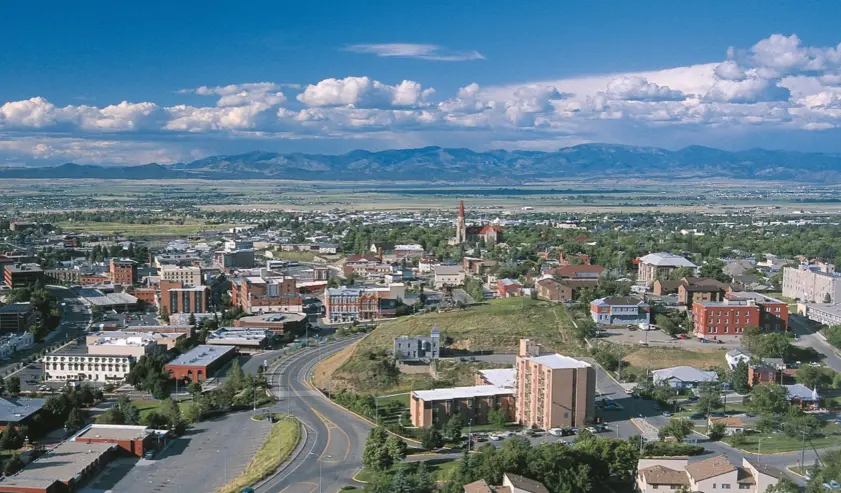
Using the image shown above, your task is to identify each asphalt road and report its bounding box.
[257,337,371,493]
[789,313,841,372]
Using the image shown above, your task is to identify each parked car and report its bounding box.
[488,434,502,441]
[662,411,673,417]
[548,428,564,437]
[585,426,599,433]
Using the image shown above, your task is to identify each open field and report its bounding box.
[56,220,244,235]
[217,415,301,493]
[724,422,841,453]
[622,346,728,371]
[133,398,191,420]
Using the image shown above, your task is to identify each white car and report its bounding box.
[585,426,599,433]
[548,428,564,437]
[488,434,501,441]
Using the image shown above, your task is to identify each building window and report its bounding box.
[721,485,730,489]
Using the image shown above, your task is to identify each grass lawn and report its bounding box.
[217,416,301,493]
[623,346,727,371]
[333,298,580,393]
[133,399,190,421]
[355,458,459,483]
[271,250,320,262]
[724,422,841,453]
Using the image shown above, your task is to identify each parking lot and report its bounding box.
[599,326,740,348]
[97,309,159,328]
[79,410,272,493]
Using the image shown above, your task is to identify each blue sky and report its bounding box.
[2,1,841,165]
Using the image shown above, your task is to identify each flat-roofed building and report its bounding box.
[159,264,202,286]
[74,423,167,457]
[206,327,269,352]
[4,262,44,288]
[590,296,651,325]
[782,262,841,303]
[0,302,38,334]
[515,340,595,429]
[164,344,237,383]
[410,385,515,429]
[85,332,165,356]
[233,312,307,335]
[692,292,789,340]
[44,343,135,383]
[0,397,45,430]
[109,258,137,286]
[230,271,302,314]
[0,331,35,359]
[159,280,209,315]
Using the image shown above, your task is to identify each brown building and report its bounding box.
[45,268,81,285]
[159,280,209,315]
[109,258,137,286]
[231,273,302,314]
[515,339,595,429]
[535,278,573,302]
[410,385,514,429]
[133,287,157,306]
[653,279,683,296]
[4,263,44,289]
[748,364,779,387]
[677,277,730,308]
[73,424,165,458]
[164,344,237,383]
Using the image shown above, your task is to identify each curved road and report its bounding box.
[258,338,372,493]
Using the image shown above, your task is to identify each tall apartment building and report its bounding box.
[159,264,202,286]
[515,339,595,429]
[692,292,789,340]
[109,258,137,286]
[782,263,841,303]
[159,280,209,315]
[636,252,697,286]
[230,270,302,314]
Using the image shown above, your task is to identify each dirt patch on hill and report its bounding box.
[312,341,359,391]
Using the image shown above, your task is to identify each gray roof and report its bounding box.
[166,344,236,367]
[0,397,46,424]
[785,383,819,401]
[652,366,718,383]
[0,303,34,314]
[639,253,697,268]
[435,265,464,275]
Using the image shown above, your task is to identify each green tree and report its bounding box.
[188,313,197,326]
[187,381,203,397]
[117,395,141,425]
[658,418,694,441]
[7,376,21,397]
[226,359,245,391]
[384,434,408,464]
[487,408,507,428]
[443,413,464,442]
[696,382,723,415]
[3,453,23,475]
[64,406,86,433]
[420,427,444,450]
[362,427,391,471]
[748,383,789,416]
[182,401,203,424]
[783,410,821,439]
[730,360,750,394]
[708,422,727,441]
[765,476,799,493]
[741,326,765,357]
[797,365,829,390]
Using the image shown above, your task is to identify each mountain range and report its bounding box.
[3,144,841,182]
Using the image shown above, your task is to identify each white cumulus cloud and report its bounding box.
[297,77,433,108]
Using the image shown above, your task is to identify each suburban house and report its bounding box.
[707,415,758,435]
[636,252,698,287]
[651,366,718,388]
[463,473,549,493]
[636,456,785,493]
[785,383,820,409]
[498,278,523,298]
[589,296,650,325]
[725,348,753,369]
[748,364,779,387]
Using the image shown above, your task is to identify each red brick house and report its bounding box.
[497,278,522,298]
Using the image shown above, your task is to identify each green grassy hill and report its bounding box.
[331,298,584,394]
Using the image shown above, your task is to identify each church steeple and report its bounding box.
[456,200,466,244]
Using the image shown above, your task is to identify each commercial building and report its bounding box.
[84,332,162,358]
[0,331,35,359]
[78,288,139,312]
[551,264,605,280]
[164,344,237,382]
[159,280,209,315]
[0,302,38,334]
[692,292,789,340]
[636,252,697,287]
[230,271,302,314]
[159,264,202,286]
[4,263,44,288]
[214,248,255,270]
[109,258,137,286]
[782,262,841,303]
[636,456,784,493]
[434,264,465,289]
[410,385,515,429]
[233,312,307,335]
[393,326,440,362]
[43,344,135,383]
[206,327,270,352]
[343,257,392,281]
[590,296,651,325]
[0,424,168,493]
[324,285,404,323]
[394,244,425,258]
[515,340,595,429]
[802,302,841,326]
[0,397,45,430]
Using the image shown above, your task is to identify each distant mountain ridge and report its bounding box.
[3,144,841,182]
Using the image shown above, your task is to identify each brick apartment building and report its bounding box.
[159,280,209,315]
[109,258,137,286]
[410,385,515,429]
[692,292,789,340]
[4,263,44,288]
[515,339,595,429]
[231,272,302,314]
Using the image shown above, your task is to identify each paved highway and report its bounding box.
[258,337,371,493]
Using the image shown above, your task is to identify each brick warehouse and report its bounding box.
[164,344,237,382]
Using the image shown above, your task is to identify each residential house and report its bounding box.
[652,366,718,388]
[748,364,779,387]
[637,456,784,493]
[707,415,757,435]
[535,277,572,302]
[551,264,604,281]
[652,279,683,296]
[463,473,549,493]
[725,348,752,369]
[677,277,730,308]
[785,383,820,410]
[393,326,440,362]
[497,278,522,298]
[589,296,650,325]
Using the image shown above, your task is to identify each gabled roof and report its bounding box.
[685,455,737,482]
[503,473,549,493]
[785,383,820,401]
[639,252,697,268]
[743,458,787,480]
[594,296,646,306]
[552,265,605,278]
[652,366,718,383]
[639,465,690,486]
